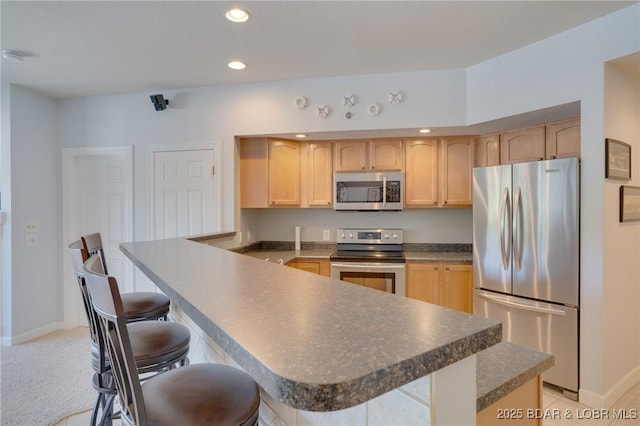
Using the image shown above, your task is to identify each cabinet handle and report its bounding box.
[434,266,439,270]
[538,157,543,161]
[444,201,448,205]
[445,267,450,270]
[551,155,556,159]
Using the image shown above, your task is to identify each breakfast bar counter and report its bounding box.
[121,236,501,424]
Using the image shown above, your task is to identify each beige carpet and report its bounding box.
[0,327,94,426]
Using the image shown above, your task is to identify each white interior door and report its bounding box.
[62,146,133,327]
[153,149,217,239]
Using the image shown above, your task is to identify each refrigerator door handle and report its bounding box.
[499,187,512,270]
[476,292,567,316]
[513,186,523,272]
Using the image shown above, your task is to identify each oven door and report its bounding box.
[331,262,406,296]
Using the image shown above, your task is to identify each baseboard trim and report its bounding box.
[580,365,640,408]
[3,322,63,346]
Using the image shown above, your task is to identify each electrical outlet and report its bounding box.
[323,229,330,241]
[26,220,38,232]
[26,233,38,247]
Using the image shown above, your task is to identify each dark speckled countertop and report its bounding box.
[121,237,501,411]
[476,342,554,412]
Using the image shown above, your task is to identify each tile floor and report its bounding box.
[56,383,640,426]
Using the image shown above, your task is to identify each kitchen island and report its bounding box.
[121,236,502,425]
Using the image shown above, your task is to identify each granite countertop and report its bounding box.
[228,240,473,264]
[120,237,501,411]
[476,342,554,412]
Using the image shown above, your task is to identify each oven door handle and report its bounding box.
[331,262,405,269]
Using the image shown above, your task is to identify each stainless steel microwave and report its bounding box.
[334,172,403,211]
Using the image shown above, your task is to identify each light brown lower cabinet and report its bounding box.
[406,262,473,313]
[286,259,331,277]
[477,376,543,426]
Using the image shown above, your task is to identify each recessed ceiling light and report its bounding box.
[419,128,432,134]
[228,61,246,70]
[225,8,250,23]
[295,134,307,138]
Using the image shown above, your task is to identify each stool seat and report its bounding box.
[140,364,260,426]
[90,321,190,373]
[121,292,171,322]
[81,232,171,322]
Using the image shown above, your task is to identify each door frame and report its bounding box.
[146,142,222,240]
[61,145,134,328]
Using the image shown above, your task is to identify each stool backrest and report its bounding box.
[68,241,103,348]
[81,232,110,275]
[83,254,147,425]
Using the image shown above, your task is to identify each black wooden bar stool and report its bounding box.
[69,241,190,426]
[83,253,261,426]
[81,232,170,322]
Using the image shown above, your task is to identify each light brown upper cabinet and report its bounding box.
[500,125,546,164]
[440,137,475,207]
[498,118,580,165]
[334,139,403,172]
[404,136,474,207]
[301,141,333,207]
[546,117,580,159]
[240,138,300,208]
[404,138,438,206]
[475,133,500,167]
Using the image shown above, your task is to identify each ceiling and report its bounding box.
[2,1,637,100]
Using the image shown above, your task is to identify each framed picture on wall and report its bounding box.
[620,185,640,222]
[605,138,631,180]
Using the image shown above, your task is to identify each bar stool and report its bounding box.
[68,241,190,426]
[81,232,170,322]
[83,253,261,426]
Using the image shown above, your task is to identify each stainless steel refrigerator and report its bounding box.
[473,157,579,399]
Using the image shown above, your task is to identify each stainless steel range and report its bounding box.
[330,228,406,296]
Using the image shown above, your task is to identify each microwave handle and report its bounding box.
[383,176,387,206]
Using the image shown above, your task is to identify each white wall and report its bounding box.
[2,85,60,342]
[602,62,640,403]
[57,69,467,242]
[253,208,472,244]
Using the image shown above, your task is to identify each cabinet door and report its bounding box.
[268,139,300,206]
[404,138,438,207]
[475,134,500,167]
[546,117,580,159]
[369,139,404,171]
[240,138,269,208]
[334,140,367,171]
[406,263,441,304]
[500,125,546,164]
[306,142,333,207]
[442,264,473,313]
[440,137,474,207]
[287,260,321,275]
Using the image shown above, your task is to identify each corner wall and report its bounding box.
[2,85,60,343]
[601,61,640,405]
[466,3,640,407]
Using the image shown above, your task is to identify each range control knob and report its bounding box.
[383,233,390,239]
[392,233,398,239]
[348,233,354,239]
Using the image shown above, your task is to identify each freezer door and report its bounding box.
[512,158,579,306]
[473,165,512,294]
[474,289,579,393]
